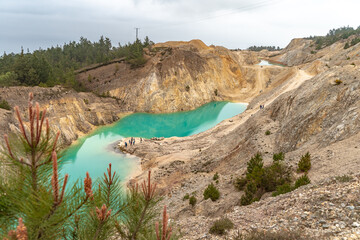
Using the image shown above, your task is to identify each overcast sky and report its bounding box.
[1,0,359,54]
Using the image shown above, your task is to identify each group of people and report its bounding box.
[124,137,143,147]
[259,104,265,109]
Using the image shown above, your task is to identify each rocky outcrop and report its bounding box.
[272,37,360,70]
[271,38,315,66]
[270,65,360,151]
[0,86,127,144]
[76,40,270,113]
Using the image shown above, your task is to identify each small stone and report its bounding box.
[322,224,330,229]
[319,219,327,224]
[352,222,360,228]
[269,224,277,229]
[341,203,346,207]
[347,206,355,211]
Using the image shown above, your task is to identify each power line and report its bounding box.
[142,0,281,31]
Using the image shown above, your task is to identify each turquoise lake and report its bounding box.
[61,101,247,183]
[257,60,285,67]
[258,60,273,66]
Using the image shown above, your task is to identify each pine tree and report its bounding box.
[0,93,178,240]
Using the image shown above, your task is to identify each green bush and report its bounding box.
[126,57,147,68]
[236,152,313,204]
[0,99,11,110]
[203,183,220,201]
[273,152,285,162]
[189,196,197,206]
[246,153,263,177]
[240,191,254,206]
[38,82,48,87]
[261,161,292,192]
[87,74,92,82]
[297,152,311,172]
[236,152,314,203]
[213,172,219,181]
[240,181,257,206]
[183,193,190,201]
[209,218,234,235]
[0,71,19,87]
[272,183,293,196]
[294,175,311,189]
[335,175,353,183]
[334,79,343,85]
[234,177,247,191]
[265,130,271,135]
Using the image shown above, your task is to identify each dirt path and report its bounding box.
[264,69,313,106]
[219,68,314,136]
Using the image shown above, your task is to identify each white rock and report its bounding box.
[352,222,360,228]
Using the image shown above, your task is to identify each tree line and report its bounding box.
[247,46,282,51]
[307,25,360,50]
[0,36,153,90]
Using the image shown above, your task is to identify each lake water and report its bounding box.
[258,60,273,66]
[257,60,285,67]
[60,101,247,184]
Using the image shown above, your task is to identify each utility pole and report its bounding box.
[134,27,140,41]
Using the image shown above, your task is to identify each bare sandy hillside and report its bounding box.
[123,40,360,239]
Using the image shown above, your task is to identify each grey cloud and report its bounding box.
[1,0,360,54]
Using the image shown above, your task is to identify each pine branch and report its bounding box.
[3,134,31,167]
[130,170,157,240]
[51,196,89,227]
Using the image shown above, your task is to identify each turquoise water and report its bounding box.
[258,60,273,66]
[257,60,285,67]
[60,101,247,183]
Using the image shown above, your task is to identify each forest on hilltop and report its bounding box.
[307,25,360,50]
[0,36,153,90]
